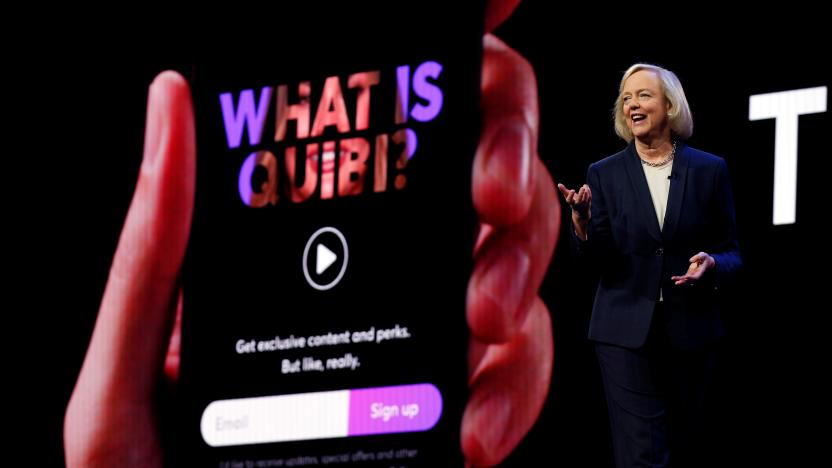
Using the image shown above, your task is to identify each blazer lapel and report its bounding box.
[661,141,690,242]
[623,143,663,243]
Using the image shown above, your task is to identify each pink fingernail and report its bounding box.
[480,246,530,322]
[142,77,165,169]
[486,122,533,194]
[477,391,511,454]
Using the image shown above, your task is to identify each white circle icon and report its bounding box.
[302,227,349,290]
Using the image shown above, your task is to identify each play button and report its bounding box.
[303,227,349,290]
[316,244,337,274]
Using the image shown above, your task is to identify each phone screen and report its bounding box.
[179,4,484,466]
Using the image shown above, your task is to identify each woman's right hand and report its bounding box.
[557,183,591,241]
[557,183,591,221]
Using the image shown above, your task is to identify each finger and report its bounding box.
[556,183,573,199]
[689,268,705,281]
[485,0,522,32]
[67,71,195,421]
[574,188,586,206]
[689,252,707,264]
[686,262,700,275]
[473,34,539,226]
[565,190,575,206]
[468,158,559,342]
[463,297,553,467]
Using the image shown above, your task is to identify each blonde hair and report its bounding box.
[613,63,693,142]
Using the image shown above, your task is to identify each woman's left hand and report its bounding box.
[671,252,715,286]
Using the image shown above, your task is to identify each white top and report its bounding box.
[642,161,673,301]
[642,161,673,230]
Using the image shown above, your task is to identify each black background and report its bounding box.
[33,2,829,466]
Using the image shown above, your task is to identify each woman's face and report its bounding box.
[621,70,671,142]
[287,81,368,201]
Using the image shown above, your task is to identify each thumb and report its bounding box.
[689,252,706,264]
[67,70,195,417]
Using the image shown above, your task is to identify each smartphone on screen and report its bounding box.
[178,3,484,466]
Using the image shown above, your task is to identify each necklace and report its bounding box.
[640,140,676,168]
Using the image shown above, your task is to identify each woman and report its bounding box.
[558,63,741,467]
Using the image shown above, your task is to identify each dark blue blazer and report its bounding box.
[575,141,742,350]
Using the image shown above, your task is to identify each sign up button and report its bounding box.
[349,384,442,437]
[201,384,442,447]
